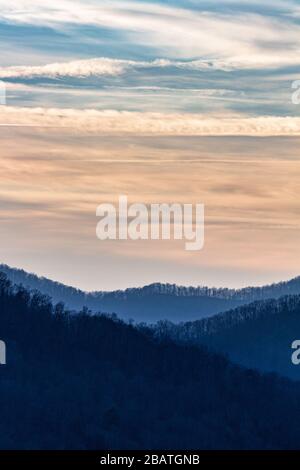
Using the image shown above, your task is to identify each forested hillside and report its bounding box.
[152,295,300,380]
[0,265,242,322]
[3,264,300,323]
[1,272,300,449]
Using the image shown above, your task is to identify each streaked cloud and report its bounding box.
[1,106,300,136]
[0,1,299,118]
[1,1,300,289]
[0,58,129,79]
[1,1,300,69]
[0,57,244,81]
[1,128,300,290]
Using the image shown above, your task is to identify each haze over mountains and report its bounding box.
[2,264,300,323]
[1,264,300,448]
[1,273,300,449]
[153,295,300,380]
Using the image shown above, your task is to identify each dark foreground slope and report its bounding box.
[153,295,300,380]
[1,273,300,449]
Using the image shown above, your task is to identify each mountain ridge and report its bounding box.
[1,274,300,449]
[3,263,300,300]
[152,294,300,380]
[3,263,300,323]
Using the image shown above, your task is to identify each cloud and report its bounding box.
[1,127,300,290]
[0,58,130,79]
[2,1,300,290]
[1,1,300,69]
[1,106,300,136]
[1,55,275,82]
[0,57,243,81]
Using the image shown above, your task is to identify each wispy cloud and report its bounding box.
[1,106,300,136]
[0,58,129,79]
[0,57,244,81]
[1,1,299,117]
[1,128,300,290]
[1,1,300,289]
[1,1,300,69]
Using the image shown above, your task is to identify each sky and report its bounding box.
[0,0,300,291]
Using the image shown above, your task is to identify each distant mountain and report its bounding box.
[153,295,300,380]
[0,264,242,322]
[2,263,300,323]
[2,273,300,449]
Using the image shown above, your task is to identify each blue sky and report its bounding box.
[0,0,300,117]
